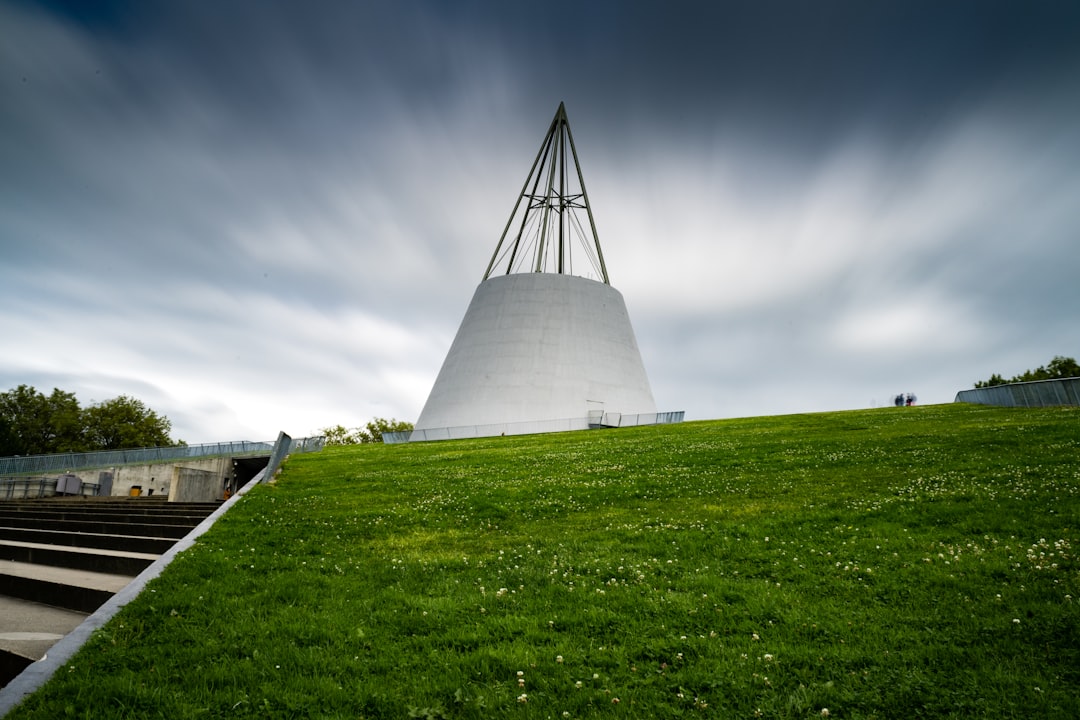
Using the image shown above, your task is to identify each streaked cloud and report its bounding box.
[2,1,1078,441]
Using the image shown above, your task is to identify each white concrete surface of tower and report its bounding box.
[413,273,656,434]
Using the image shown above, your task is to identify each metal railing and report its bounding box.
[284,436,326,454]
[391,410,685,444]
[0,436,325,478]
[955,378,1080,408]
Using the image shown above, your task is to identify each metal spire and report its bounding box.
[484,102,610,284]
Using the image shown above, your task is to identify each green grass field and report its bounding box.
[9,403,1079,719]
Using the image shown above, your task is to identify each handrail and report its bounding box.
[393,411,685,443]
[0,436,325,477]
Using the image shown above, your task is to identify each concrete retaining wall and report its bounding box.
[170,465,224,503]
[113,457,232,499]
[4,457,236,501]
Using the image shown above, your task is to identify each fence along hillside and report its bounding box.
[955,377,1080,408]
[0,437,325,478]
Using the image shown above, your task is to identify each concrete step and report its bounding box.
[0,492,229,693]
[0,595,87,685]
[0,561,133,613]
[0,561,133,594]
[0,510,213,527]
[0,526,176,555]
[1,497,216,506]
[0,516,193,539]
[0,504,219,519]
[0,540,158,576]
[0,497,218,509]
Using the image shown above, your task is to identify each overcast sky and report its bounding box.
[2,0,1078,444]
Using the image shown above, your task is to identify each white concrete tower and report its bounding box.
[412,103,657,440]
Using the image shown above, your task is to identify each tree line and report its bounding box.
[320,417,414,445]
[0,385,182,456]
[974,355,1080,388]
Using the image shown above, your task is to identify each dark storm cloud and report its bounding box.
[2,0,1078,440]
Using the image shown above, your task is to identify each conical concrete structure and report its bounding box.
[412,104,658,441]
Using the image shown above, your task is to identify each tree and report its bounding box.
[0,385,83,454]
[361,417,413,443]
[48,388,84,452]
[975,356,1080,388]
[82,395,177,450]
[319,417,414,445]
[0,415,17,456]
[320,424,367,446]
[1046,355,1080,379]
[0,385,182,455]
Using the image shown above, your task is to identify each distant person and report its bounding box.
[905,393,916,406]
[895,394,904,407]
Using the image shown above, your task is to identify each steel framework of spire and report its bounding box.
[484,102,610,284]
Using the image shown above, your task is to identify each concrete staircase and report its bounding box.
[0,497,220,687]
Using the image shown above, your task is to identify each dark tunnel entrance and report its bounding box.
[231,456,270,492]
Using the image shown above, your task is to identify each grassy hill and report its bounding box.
[9,403,1079,719]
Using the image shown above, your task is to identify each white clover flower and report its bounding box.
[517,693,528,703]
